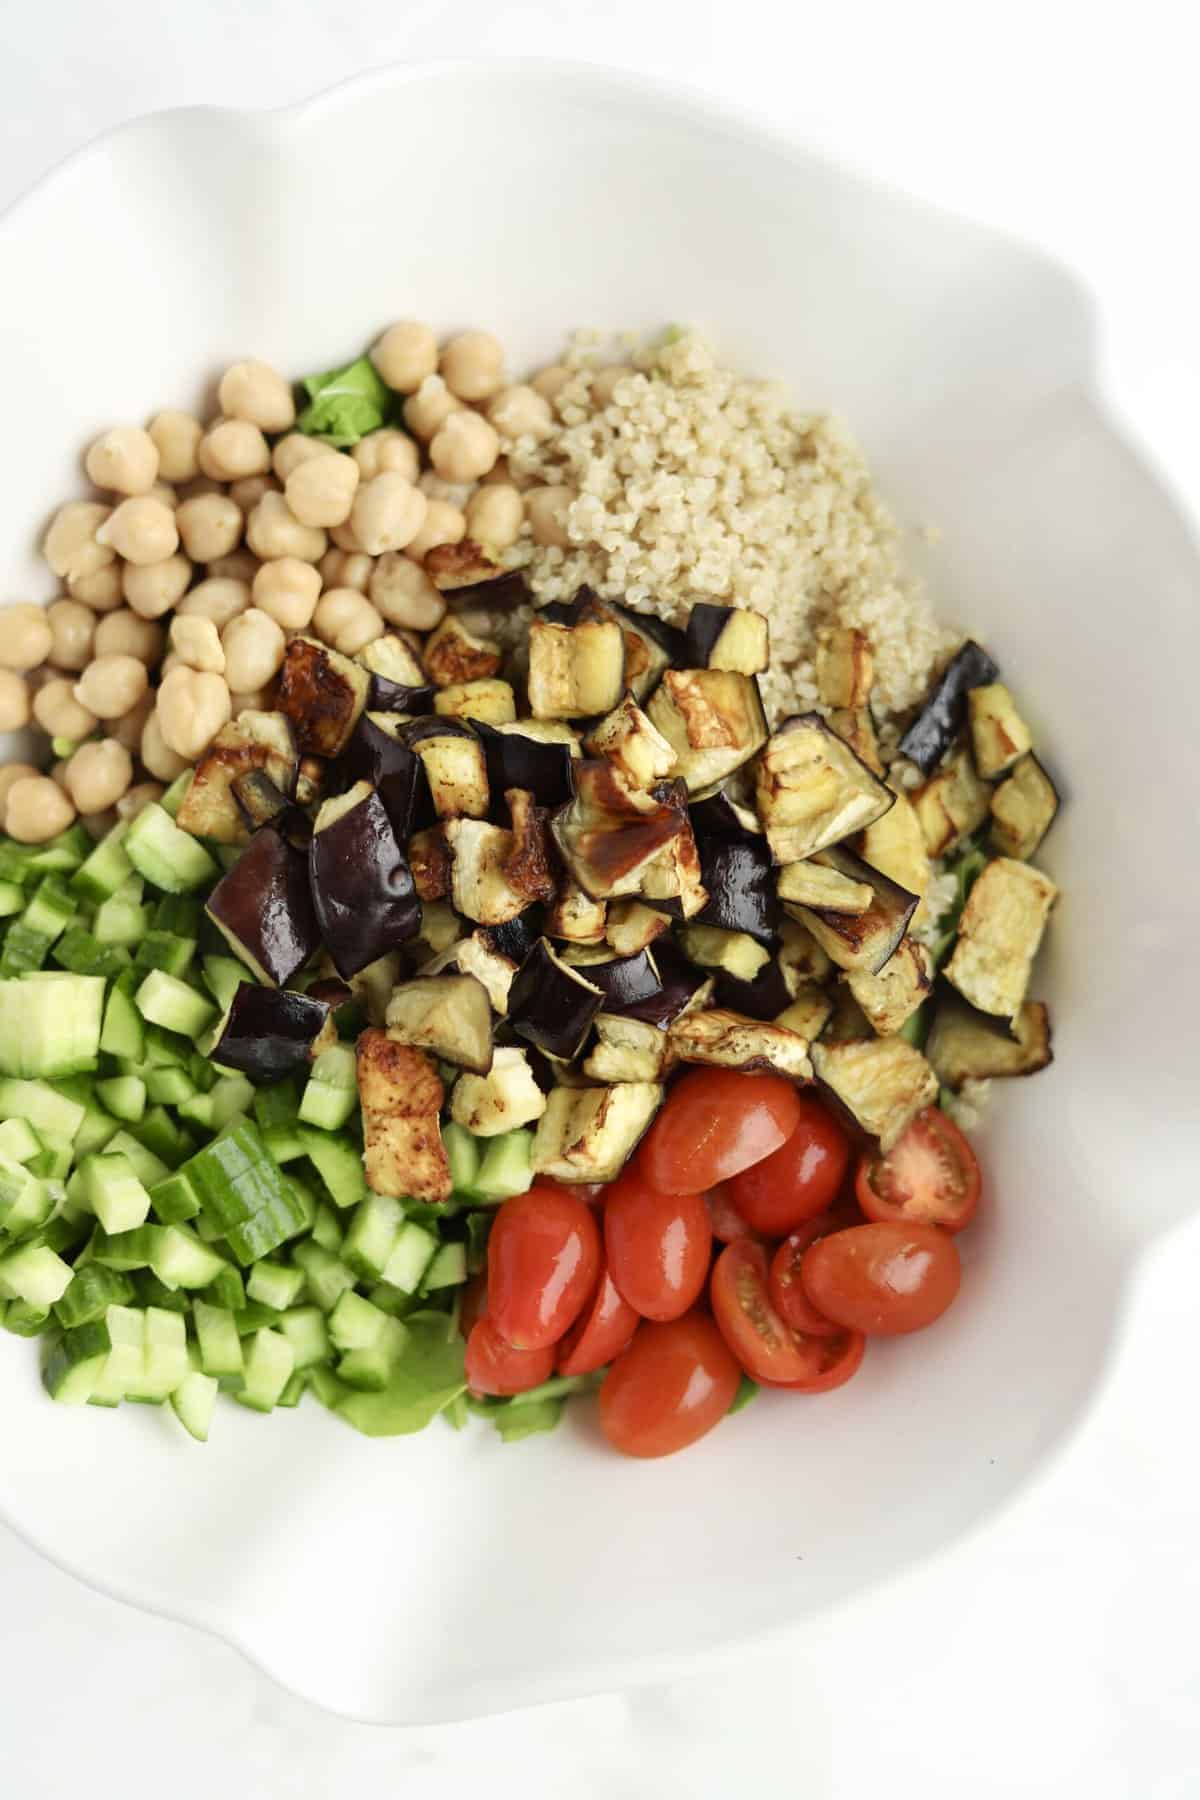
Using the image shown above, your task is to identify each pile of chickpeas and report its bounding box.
[0,323,584,845]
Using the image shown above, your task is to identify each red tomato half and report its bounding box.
[604,1170,712,1321]
[599,1312,741,1458]
[487,1185,601,1350]
[727,1094,850,1236]
[856,1108,981,1232]
[459,1270,489,1339]
[768,1206,861,1337]
[711,1239,865,1391]
[638,1069,803,1195]
[465,1318,555,1396]
[704,1182,764,1245]
[801,1221,961,1335]
[556,1262,639,1376]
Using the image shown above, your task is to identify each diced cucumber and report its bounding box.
[132,930,195,979]
[153,1224,228,1290]
[131,1269,189,1312]
[0,1242,73,1308]
[291,1239,357,1312]
[296,1127,366,1210]
[276,1369,308,1408]
[72,1101,120,1159]
[0,921,53,977]
[170,1370,218,1441]
[26,1130,73,1181]
[262,1123,305,1164]
[208,1263,245,1311]
[442,1120,482,1197]
[234,1300,282,1334]
[95,1076,146,1124]
[0,973,105,1077]
[309,1201,344,1253]
[473,1128,534,1202]
[342,1191,403,1280]
[134,970,216,1038]
[0,1077,86,1140]
[52,1262,135,1329]
[81,1153,152,1235]
[91,1223,164,1271]
[69,823,134,904]
[153,895,202,936]
[236,1328,295,1412]
[99,970,145,1062]
[133,1307,191,1401]
[86,1303,147,1405]
[279,1304,330,1370]
[0,880,25,916]
[145,1065,196,1107]
[177,1092,215,1130]
[298,1044,358,1131]
[381,1221,438,1295]
[246,1259,306,1311]
[21,875,76,943]
[92,893,151,948]
[158,772,193,819]
[328,1289,390,1352]
[104,1129,170,1188]
[253,1078,300,1132]
[2,1299,51,1337]
[0,1155,56,1239]
[421,1241,467,1292]
[52,929,129,980]
[209,1073,254,1129]
[0,1117,41,1164]
[148,1169,200,1224]
[337,1316,408,1392]
[25,824,90,873]
[192,1300,244,1377]
[124,803,216,894]
[201,954,250,1011]
[43,1321,113,1404]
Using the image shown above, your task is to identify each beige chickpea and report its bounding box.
[96,496,179,566]
[228,688,271,718]
[74,655,148,721]
[85,425,160,496]
[526,485,575,549]
[147,481,178,509]
[218,360,296,434]
[221,609,285,692]
[591,364,636,407]
[318,548,372,594]
[368,553,446,631]
[465,483,524,550]
[245,491,327,563]
[197,419,271,482]
[440,331,505,402]
[45,600,96,673]
[252,557,321,631]
[43,501,116,582]
[140,710,189,781]
[205,552,258,586]
[482,456,539,493]
[159,652,185,679]
[350,474,427,557]
[94,609,165,665]
[117,780,165,822]
[405,498,466,562]
[487,384,554,442]
[530,364,571,402]
[403,376,462,442]
[33,677,97,741]
[429,411,500,484]
[68,562,126,611]
[416,471,468,505]
[285,452,359,528]
[311,589,384,657]
[176,577,250,631]
[175,494,243,564]
[0,604,54,673]
[272,433,337,483]
[0,671,31,732]
[155,668,231,761]
[0,763,41,819]
[147,410,204,484]
[352,429,420,485]
[228,474,278,512]
[124,553,193,619]
[370,321,438,393]
[106,688,154,754]
[177,474,224,502]
[81,807,118,841]
[328,518,365,554]
[5,775,76,843]
[170,613,225,674]
[64,738,133,813]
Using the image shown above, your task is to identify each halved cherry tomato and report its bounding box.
[768,1205,861,1337]
[856,1108,981,1232]
[704,1182,764,1244]
[465,1317,555,1396]
[638,1069,803,1194]
[556,1262,639,1376]
[599,1311,741,1458]
[604,1169,712,1321]
[710,1238,865,1390]
[459,1270,489,1339]
[727,1094,850,1236]
[487,1185,601,1350]
[801,1221,961,1335]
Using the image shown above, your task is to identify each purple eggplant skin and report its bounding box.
[682,603,737,667]
[444,570,529,613]
[369,674,436,714]
[206,827,322,988]
[213,983,331,1081]
[480,908,542,965]
[714,957,794,1021]
[574,948,663,1013]
[474,720,576,814]
[693,837,779,944]
[898,640,1000,774]
[308,788,422,979]
[402,715,478,748]
[507,938,605,1061]
[339,716,424,791]
[617,938,709,1026]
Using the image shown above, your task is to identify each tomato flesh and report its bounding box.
[711,1238,865,1390]
[465,1318,555,1396]
[637,1069,803,1195]
[556,1261,639,1376]
[768,1206,860,1337]
[801,1221,961,1335]
[856,1108,981,1232]
[599,1312,741,1458]
[727,1094,850,1236]
[486,1184,601,1350]
[604,1169,712,1321]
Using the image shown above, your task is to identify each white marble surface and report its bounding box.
[3,3,1199,1793]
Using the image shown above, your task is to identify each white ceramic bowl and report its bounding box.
[2,60,1198,1726]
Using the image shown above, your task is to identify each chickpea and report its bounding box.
[465,482,524,550]
[526,485,575,549]
[94,609,165,665]
[481,456,538,493]
[285,452,359,528]
[117,780,165,822]
[5,775,76,844]
[350,474,427,557]
[245,491,327,563]
[175,494,243,563]
[591,364,636,407]
[156,668,231,761]
[96,496,179,566]
[197,419,271,482]
[228,474,278,512]
[33,677,96,741]
[253,557,321,631]
[64,739,132,814]
[530,364,571,402]
[318,549,372,594]
[43,501,116,582]
[352,429,420,484]
[440,330,505,402]
[429,411,500,484]
[164,619,218,680]
[177,474,224,501]
[74,654,148,721]
[147,481,178,509]
[0,763,41,820]
[84,425,160,496]
[228,688,271,717]
[0,671,31,731]
[176,578,250,631]
[140,710,189,781]
[328,519,365,553]
[405,498,466,562]
[312,589,384,657]
[218,360,296,434]
[44,600,96,673]
[272,433,337,483]
[50,760,72,793]
[206,550,260,584]
[403,376,462,442]
[68,562,126,611]
[159,652,185,679]
[370,320,438,393]
[368,553,446,631]
[221,609,285,692]
[488,385,554,442]
[147,410,204,483]
[124,554,193,620]
[416,472,468,505]
[0,604,54,673]
[106,688,154,754]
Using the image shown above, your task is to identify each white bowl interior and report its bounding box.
[1,63,1198,1722]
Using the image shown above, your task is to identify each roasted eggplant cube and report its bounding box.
[583,1013,674,1083]
[639,819,708,919]
[206,826,320,987]
[507,937,605,1062]
[926,996,1053,1089]
[406,718,489,820]
[357,632,425,688]
[550,760,684,901]
[683,605,770,676]
[827,707,884,776]
[543,879,608,944]
[443,818,529,925]
[424,539,508,593]
[339,712,421,794]
[421,614,502,690]
[776,914,834,987]
[309,781,421,978]
[858,789,931,927]
[943,856,1058,1023]
[755,713,894,863]
[775,984,836,1043]
[449,1047,547,1136]
[646,669,767,793]
[611,604,681,702]
[456,930,520,1014]
[558,945,664,1014]
[679,924,771,983]
[474,719,577,812]
[213,984,330,1081]
[295,755,326,809]
[785,846,918,975]
[528,617,626,720]
[989,755,1060,861]
[846,938,933,1037]
[502,789,556,904]
[815,628,874,709]
[176,710,298,844]
[777,859,873,914]
[605,898,672,956]
[277,635,371,758]
[897,639,1000,774]
[968,683,1033,780]
[584,694,677,789]
[531,1082,664,1183]
[384,973,493,1074]
[357,1029,450,1202]
[667,1008,813,1081]
[407,826,451,902]
[914,748,992,858]
[713,955,796,1022]
[810,1037,938,1150]
[231,769,292,834]
[819,988,875,1044]
[434,679,517,725]
[693,835,778,943]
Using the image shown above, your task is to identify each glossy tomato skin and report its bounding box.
[637,1069,803,1195]
[856,1108,981,1232]
[704,1182,764,1245]
[604,1169,713,1321]
[801,1221,961,1335]
[459,1270,489,1339]
[599,1311,741,1458]
[556,1262,639,1376]
[768,1206,861,1337]
[710,1238,865,1390]
[487,1185,601,1350]
[465,1317,555,1396]
[727,1094,851,1236]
